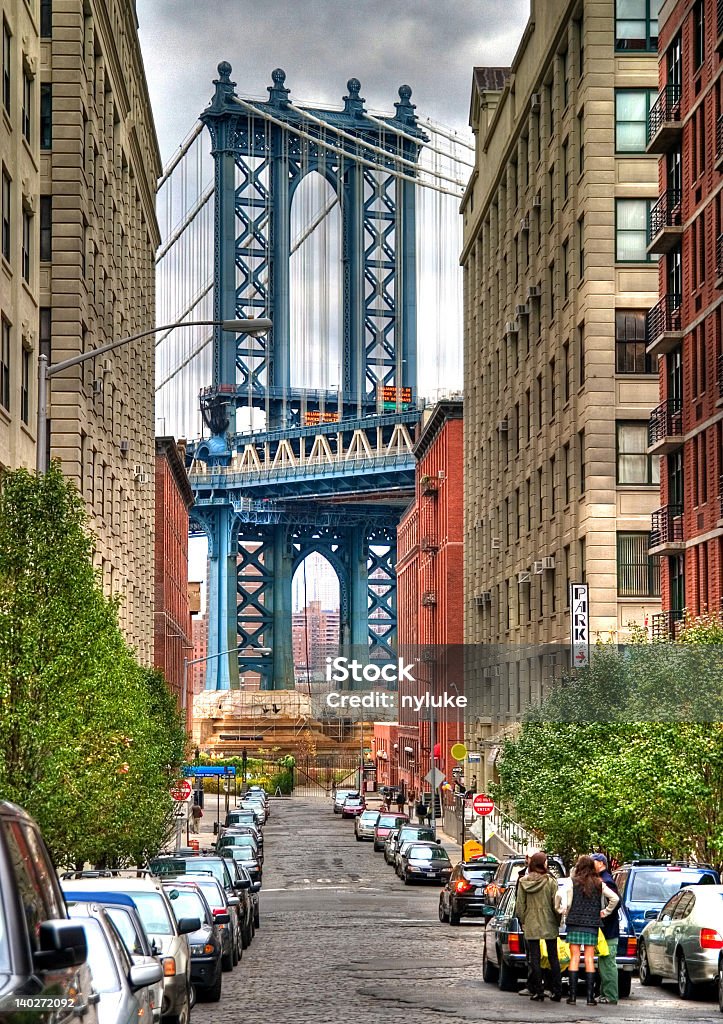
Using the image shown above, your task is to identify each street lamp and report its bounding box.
[36,317,272,473]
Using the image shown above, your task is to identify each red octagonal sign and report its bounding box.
[171,779,193,802]
[472,794,494,817]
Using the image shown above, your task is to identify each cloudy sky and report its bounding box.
[136,0,530,163]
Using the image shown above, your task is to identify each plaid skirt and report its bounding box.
[566,928,597,946]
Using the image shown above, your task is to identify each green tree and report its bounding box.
[0,466,187,866]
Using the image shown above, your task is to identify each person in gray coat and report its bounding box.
[516,852,562,1002]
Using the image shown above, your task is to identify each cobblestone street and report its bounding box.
[191,798,721,1024]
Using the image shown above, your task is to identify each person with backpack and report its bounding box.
[562,855,619,1006]
[516,852,563,1002]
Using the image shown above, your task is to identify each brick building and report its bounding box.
[396,398,464,799]
[371,722,399,791]
[154,437,194,731]
[647,0,723,632]
[292,600,340,678]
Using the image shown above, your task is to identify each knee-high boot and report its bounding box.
[566,970,578,1005]
[586,973,598,1006]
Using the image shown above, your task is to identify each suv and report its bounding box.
[62,875,197,1024]
[612,859,721,935]
[439,858,500,925]
[0,801,97,1024]
[485,854,567,905]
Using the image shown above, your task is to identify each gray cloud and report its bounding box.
[136,0,530,163]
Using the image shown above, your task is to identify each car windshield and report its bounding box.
[409,847,450,861]
[220,835,256,847]
[190,881,224,909]
[378,815,406,827]
[76,917,120,992]
[345,798,363,806]
[105,907,144,956]
[399,829,434,842]
[125,891,175,936]
[463,866,498,882]
[226,847,254,861]
[630,869,714,903]
[165,888,207,924]
[360,811,379,822]
[229,813,256,823]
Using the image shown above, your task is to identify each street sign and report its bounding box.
[171,779,193,801]
[472,793,494,816]
[424,767,446,789]
[182,766,236,777]
[450,742,467,761]
[467,752,482,762]
[570,582,589,668]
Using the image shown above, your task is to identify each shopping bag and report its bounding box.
[540,940,549,969]
[557,938,571,969]
[596,929,609,957]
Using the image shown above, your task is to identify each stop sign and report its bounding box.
[472,793,494,816]
[171,779,192,802]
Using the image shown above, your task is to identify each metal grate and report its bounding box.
[647,84,681,144]
[648,399,683,447]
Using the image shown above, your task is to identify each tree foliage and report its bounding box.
[493,622,723,869]
[0,466,187,866]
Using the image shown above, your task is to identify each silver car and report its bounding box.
[355,808,380,839]
[639,882,723,998]
[67,903,163,1024]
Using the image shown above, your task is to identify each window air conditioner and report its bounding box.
[543,555,556,570]
[531,93,541,113]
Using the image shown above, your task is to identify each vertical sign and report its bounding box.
[570,583,589,668]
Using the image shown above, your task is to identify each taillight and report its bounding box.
[212,908,225,916]
[508,934,521,954]
[700,928,723,950]
[625,937,637,957]
[455,880,473,894]
[163,957,176,977]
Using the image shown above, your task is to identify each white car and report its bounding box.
[333,789,360,814]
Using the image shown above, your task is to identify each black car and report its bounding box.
[169,873,245,964]
[220,845,262,886]
[485,853,567,905]
[224,809,262,830]
[163,882,225,1001]
[400,843,453,885]
[219,822,264,853]
[0,801,96,1024]
[439,859,499,925]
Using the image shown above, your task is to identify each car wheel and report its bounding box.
[449,909,461,926]
[677,952,695,1000]
[497,949,518,992]
[206,965,223,1003]
[638,942,661,986]
[241,922,251,949]
[222,948,233,972]
[254,908,260,928]
[165,992,191,1024]
[438,898,448,923]
[482,945,499,984]
[355,834,361,841]
[617,971,632,999]
[403,872,412,885]
[717,959,723,1012]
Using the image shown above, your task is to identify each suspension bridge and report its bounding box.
[155,63,470,691]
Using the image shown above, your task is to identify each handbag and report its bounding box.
[596,929,609,957]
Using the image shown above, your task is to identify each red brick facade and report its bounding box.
[396,400,464,796]
[154,438,194,732]
[651,0,723,634]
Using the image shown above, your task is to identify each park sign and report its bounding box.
[182,766,236,777]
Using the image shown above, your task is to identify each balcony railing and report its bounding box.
[651,609,685,641]
[647,85,682,151]
[650,504,684,548]
[648,190,683,252]
[648,399,683,448]
[646,293,682,352]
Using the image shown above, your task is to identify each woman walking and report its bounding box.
[563,855,619,1006]
[516,852,563,1002]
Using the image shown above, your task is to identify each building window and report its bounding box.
[563,341,571,402]
[21,208,31,283]
[39,307,51,361]
[2,19,10,115]
[40,84,52,149]
[562,139,569,199]
[550,454,557,513]
[578,215,585,278]
[561,50,568,108]
[22,69,31,142]
[616,198,655,262]
[578,322,585,387]
[0,319,9,412]
[578,429,586,495]
[579,536,587,585]
[1,169,9,263]
[21,345,29,424]
[615,89,656,152]
[617,533,661,597]
[563,239,569,299]
[617,421,660,484]
[615,0,661,52]
[549,167,555,222]
[40,0,52,38]
[578,109,585,173]
[40,196,51,261]
[549,357,556,418]
[549,261,555,319]
[694,0,705,70]
[615,309,655,373]
[564,443,572,504]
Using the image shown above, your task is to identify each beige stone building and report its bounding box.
[461,0,663,769]
[1,0,161,661]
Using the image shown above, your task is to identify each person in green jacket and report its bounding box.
[516,851,563,1002]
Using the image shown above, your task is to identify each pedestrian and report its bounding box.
[396,789,406,815]
[562,854,619,1006]
[515,848,542,997]
[190,802,203,834]
[592,853,620,1005]
[470,775,477,793]
[415,797,427,824]
[516,852,563,1002]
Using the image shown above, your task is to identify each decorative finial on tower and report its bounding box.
[394,84,417,127]
[209,61,237,110]
[343,78,366,118]
[268,68,290,107]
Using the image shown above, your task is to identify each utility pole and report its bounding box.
[429,704,436,839]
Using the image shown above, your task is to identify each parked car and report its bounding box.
[613,859,720,936]
[224,809,262,830]
[219,822,264,852]
[392,827,437,872]
[67,903,162,1024]
[395,836,441,876]
[167,873,247,959]
[373,813,409,852]
[484,854,567,905]
[63,889,163,1022]
[63,875,197,1024]
[400,843,453,885]
[638,883,723,999]
[162,882,225,1001]
[216,832,263,865]
[439,858,500,925]
[333,789,360,815]
[383,829,402,865]
[483,878,637,997]
[220,846,262,886]
[355,809,380,841]
[238,799,267,825]
[232,861,261,930]
[0,801,97,1024]
[341,795,365,818]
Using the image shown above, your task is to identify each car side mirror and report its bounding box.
[234,879,251,890]
[33,920,88,971]
[227,896,240,906]
[436,839,441,844]
[644,910,659,920]
[130,962,164,990]
[250,882,261,893]
[177,917,201,935]
[213,911,230,925]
